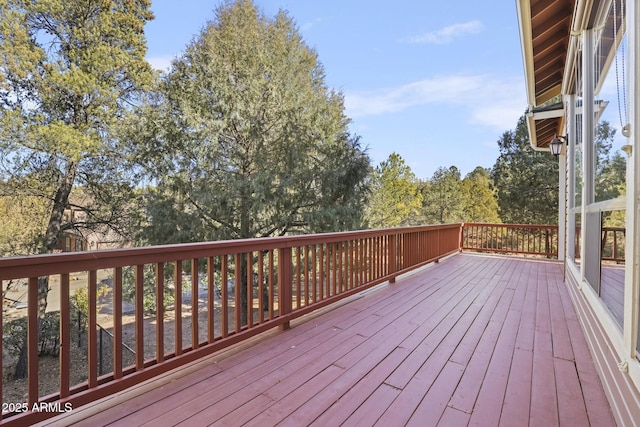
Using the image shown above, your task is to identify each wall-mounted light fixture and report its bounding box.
[549,133,568,157]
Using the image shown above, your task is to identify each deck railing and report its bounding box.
[461,223,559,258]
[601,227,625,263]
[0,224,461,425]
[574,226,626,263]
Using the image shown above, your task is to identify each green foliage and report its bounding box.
[1,0,155,325]
[366,157,500,227]
[595,121,626,202]
[0,0,155,260]
[122,264,175,313]
[460,167,500,223]
[3,312,61,358]
[421,166,464,224]
[132,0,370,244]
[365,153,423,228]
[70,287,89,331]
[0,193,50,256]
[491,116,559,224]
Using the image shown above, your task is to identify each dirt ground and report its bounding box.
[2,270,284,407]
[2,299,257,405]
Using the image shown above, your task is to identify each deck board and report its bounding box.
[39,253,616,427]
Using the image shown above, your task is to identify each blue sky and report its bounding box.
[143,1,532,179]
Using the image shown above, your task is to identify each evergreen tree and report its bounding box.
[364,153,423,228]
[130,0,370,324]
[422,166,464,224]
[0,0,154,377]
[133,0,369,244]
[595,121,626,202]
[461,167,500,223]
[491,116,558,224]
[0,184,50,256]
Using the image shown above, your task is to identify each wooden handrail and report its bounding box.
[461,223,559,258]
[574,226,626,263]
[0,224,462,425]
[601,227,626,263]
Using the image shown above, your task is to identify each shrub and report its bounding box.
[3,311,61,358]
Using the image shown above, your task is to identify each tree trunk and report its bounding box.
[40,160,77,314]
[13,339,28,379]
[13,161,77,379]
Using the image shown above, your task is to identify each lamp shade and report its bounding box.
[549,135,565,156]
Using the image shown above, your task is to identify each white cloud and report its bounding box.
[147,55,174,71]
[345,74,525,132]
[406,21,483,44]
[346,75,483,116]
[301,18,323,32]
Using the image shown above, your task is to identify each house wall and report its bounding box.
[562,0,640,423]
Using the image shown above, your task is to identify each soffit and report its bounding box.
[517,0,576,149]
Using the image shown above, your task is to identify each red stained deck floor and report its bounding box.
[38,253,615,426]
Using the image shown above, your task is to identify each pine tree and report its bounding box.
[422,166,464,224]
[365,153,423,228]
[130,0,370,325]
[0,0,154,377]
[491,116,559,224]
[461,167,500,223]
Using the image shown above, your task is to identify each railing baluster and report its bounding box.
[373,237,378,279]
[268,250,275,319]
[156,263,164,362]
[134,266,144,369]
[389,235,397,283]
[367,237,372,282]
[332,242,338,296]
[88,270,98,386]
[208,256,215,339]
[320,243,329,301]
[338,242,342,292]
[351,240,357,287]
[28,277,38,406]
[58,273,70,398]
[114,267,123,378]
[191,258,199,349]
[311,245,317,303]
[247,252,253,328]
[175,260,183,355]
[278,247,292,330]
[234,253,241,333]
[258,252,265,323]
[379,235,384,276]
[296,247,301,309]
[360,238,366,284]
[221,255,229,336]
[304,246,310,307]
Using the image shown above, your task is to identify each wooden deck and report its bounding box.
[38,253,615,426]
[600,264,625,327]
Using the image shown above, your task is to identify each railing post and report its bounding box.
[60,273,70,398]
[389,234,397,283]
[278,247,293,330]
[28,277,38,407]
[88,270,97,388]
